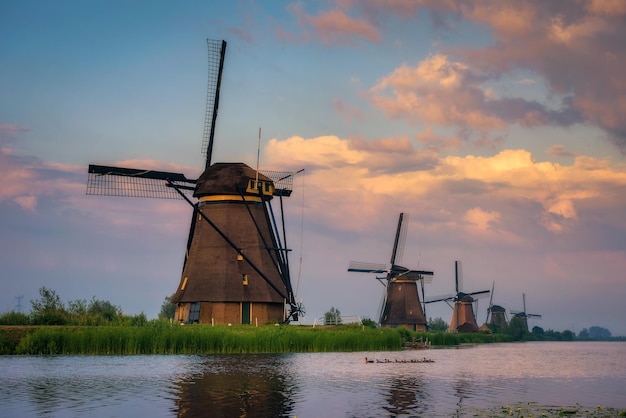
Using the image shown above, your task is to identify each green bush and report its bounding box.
[0,311,30,325]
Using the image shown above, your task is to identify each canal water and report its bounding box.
[1,341,625,417]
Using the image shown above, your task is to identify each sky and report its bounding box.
[1,0,626,336]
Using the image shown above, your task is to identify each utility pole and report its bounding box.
[15,295,24,313]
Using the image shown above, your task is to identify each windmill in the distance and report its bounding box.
[510,293,542,332]
[484,281,508,331]
[87,39,303,325]
[426,261,490,333]
[348,213,434,331]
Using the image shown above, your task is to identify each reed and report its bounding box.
[8,323,407,355]
[2,322,518,355]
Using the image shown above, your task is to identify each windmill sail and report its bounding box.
[87,164,195,199]
[202,39,226,168]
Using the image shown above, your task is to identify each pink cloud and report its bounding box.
[546,144,576,158]
[292,1,626,151]
[289,3,380,44]
[333,98,367,122]
[348,135,413,153]
[0,123,31,135]
[366,54,575,145]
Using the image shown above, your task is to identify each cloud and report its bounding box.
[451,2,626,152]
[463,207,501,231]
[292,1,626,152]
[459,1,536,38]
[366,54,581,145]
[586,0,626,16]
[333,98,367,123]
[266,135,626,243]
[0,123,31,136]
[288,2,380,44]
[546,144,576,158]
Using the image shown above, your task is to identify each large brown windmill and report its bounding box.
[86,39,303,325]
[426,261,490,333]
[348,213,434,331]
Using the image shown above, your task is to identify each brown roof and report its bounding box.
[194,162,272,198]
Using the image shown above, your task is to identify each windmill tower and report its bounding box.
[426,261,490,333]
[348,213,434,331]
[510,293,542,332]
[86,39,303,325]
[485,281,508,330]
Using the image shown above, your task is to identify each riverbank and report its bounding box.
[0,323,511,355]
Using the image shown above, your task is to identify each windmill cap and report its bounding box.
[194,162,273,198]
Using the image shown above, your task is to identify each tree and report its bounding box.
[532,325,544,335]
[428,316,448,332]
[361,317,377,328]
[579,328,589,339]
[589,326,611,339]
[31,287,67,325]
[88,298,122,322]
[324,307,342,325]
[159,295,176,320]
[507,317,527,341]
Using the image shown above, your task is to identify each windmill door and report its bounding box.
[241,302,251,325]
[188,302,200,324]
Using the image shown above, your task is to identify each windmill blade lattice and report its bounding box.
[202,39,226,168]
[87,164,196,199]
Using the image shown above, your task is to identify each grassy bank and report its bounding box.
[0,323,511,355]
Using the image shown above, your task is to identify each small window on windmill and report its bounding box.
[242,274,249,286]
[264,182,271,193]
[181,277,188,290]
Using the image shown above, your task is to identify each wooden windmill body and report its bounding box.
[87,40,302,325]
[426,261,490,333]
[348,213,433,331]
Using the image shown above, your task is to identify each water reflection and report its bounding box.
[0,342,624,417]
[172,355,298,418]
[382,374,432,416]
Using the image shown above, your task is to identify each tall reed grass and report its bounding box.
[8,323,407,355]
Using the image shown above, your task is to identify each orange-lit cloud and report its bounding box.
[265,135,626,243]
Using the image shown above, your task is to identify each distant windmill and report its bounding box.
[348,213,434,331]
[485,281,508,330]
[426,261,490,333]
[510,293,542,332]
[86,39,303,325]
